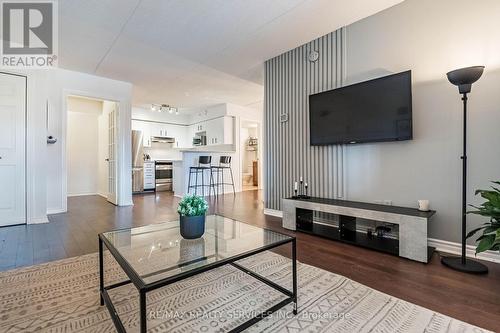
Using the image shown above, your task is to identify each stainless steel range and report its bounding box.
[155,161,173,192]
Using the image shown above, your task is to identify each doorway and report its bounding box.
[66,95,118,205]
[0,72,26,226]
[240,120,260,191]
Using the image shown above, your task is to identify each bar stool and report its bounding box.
[187,156,215,196]
[211,156,236,196]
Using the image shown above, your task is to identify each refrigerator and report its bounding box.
[132,130,144,193]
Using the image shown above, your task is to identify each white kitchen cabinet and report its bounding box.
[133,116,233,149]
[206,116,234,145]
[193,123,205,133]
[132,120,152,147]
[169,124,189,148]
[143,161,155,190]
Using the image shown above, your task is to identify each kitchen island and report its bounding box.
[173,145,241,197]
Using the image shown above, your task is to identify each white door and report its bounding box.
[107,103,118,205]
[0,73,26,226]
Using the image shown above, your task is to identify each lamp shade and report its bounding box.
[446,66,484,94]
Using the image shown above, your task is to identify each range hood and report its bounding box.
[150,136,175,143]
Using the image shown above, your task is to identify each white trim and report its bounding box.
[47,208,66,215]
[120,200,134,206]
[67,192,99,197]
[263,208,283,218]
[97,192,108,199]
[28,216,49,224]
[262,208,500,264]
[428,238,500,264]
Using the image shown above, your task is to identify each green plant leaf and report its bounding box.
[177,194,208,216]
[466,226,488,239]
[476,234,496,254]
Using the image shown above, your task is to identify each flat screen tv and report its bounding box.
[309,70,412,145]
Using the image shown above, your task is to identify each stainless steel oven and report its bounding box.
[155,161,173,192]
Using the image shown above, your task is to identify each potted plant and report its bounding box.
[177,194,208,239]
[466,181,500,254]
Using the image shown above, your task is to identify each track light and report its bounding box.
[150,104,179,115]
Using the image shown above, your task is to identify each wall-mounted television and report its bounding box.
[309,71,412,145]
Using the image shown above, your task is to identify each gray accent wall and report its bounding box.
[264,0,500,246]
[264,29,347,211]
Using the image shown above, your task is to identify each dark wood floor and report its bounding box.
[0,190,499,331]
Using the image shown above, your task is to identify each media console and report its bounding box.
[282,197,435,263]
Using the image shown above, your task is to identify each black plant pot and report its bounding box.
[179,214,205,239]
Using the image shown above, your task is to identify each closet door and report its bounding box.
[0,73,26,226]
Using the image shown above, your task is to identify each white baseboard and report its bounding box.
[97,192,108,199]
[47,208,66,215]
[428,238,500,264]
[67,192,98,197]
[263,208,500,264]
[263,208,283,218]
[28,216,49,224]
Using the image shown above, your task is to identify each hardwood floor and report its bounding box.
[0,190,499,331]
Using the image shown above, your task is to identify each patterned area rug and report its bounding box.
[0,251,490,333]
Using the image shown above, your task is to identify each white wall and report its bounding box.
[344,0,500,244]
[67,111,99,196]
[132,106,190,125]
[144,142,183,161]
[67,96,103,196]
[44,68,133,213]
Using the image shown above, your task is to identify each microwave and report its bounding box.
[193,135,206,146]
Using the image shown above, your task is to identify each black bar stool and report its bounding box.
[211,156,236,196]
[187,156,215,196]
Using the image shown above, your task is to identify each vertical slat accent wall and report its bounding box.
[264,28,347,211]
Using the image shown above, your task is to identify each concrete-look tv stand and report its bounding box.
[282,197,436,263]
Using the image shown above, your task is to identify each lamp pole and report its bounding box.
[441,65,488,274]
[461,93,467,265]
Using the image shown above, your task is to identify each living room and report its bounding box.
[0,0,499,332]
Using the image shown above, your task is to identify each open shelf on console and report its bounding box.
[296,208,399,256]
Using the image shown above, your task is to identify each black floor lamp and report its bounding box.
[441,66,488,274]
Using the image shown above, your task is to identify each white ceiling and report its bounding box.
[59,0,402,110]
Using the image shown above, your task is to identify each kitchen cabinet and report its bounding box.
[149,123,168,137]
[206,116,234,145]
[143,161,155,190]
[133,116,233,149]
[168,125,189,148]
[193,123,205,132]
[131,120,152,147]
[132,120,191,148]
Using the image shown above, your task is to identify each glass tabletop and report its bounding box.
[101,215,293,285]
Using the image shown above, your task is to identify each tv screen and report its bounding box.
[309,71,412,145]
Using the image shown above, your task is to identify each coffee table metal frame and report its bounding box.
[98,225,297,333]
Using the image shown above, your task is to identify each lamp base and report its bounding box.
[441,256,488,274]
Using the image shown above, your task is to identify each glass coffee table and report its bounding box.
[98,215,297,333]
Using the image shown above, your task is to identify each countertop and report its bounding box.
[178,144,236,153]
[143,159,183,163]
